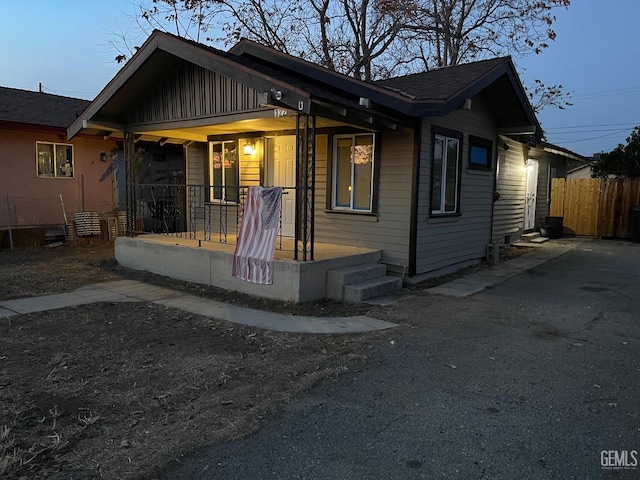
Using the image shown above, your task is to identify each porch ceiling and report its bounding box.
[80,113,359,144]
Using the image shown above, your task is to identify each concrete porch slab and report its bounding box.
[115,235,382,303]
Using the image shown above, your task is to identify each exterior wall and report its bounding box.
[314,130,414,268]
[0,127,117,227]
[415,97,497,275]
[492,136,527,244]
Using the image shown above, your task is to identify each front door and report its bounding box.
[266,136,296,237]
[524,159,539,231]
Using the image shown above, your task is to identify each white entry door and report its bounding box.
[266,136,296,237]
[524,159,539,231]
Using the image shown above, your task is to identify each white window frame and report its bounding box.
[331,133,375,212]
[208,140,239,204]
[431,133,460,215]
[36,141,74,178]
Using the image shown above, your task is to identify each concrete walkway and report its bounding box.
[426,241,576,297]
[0,280,397,334]
[0,240,577,332]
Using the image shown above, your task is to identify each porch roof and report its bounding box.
[68,31,409,142]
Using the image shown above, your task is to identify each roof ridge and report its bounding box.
[0,85,89,102]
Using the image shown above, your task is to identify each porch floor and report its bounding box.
[132,233,378,261]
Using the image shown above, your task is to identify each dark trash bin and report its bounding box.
[544,216,564,239]
[632,206,640,243]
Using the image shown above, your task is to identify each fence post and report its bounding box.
[5,194,13,250]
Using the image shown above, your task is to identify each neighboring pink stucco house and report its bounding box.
[0,86,118,239]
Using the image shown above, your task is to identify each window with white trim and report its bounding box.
[431,132,461,214]
[332,133,375,212]
[36,142,73,178]
[209,141,239,203]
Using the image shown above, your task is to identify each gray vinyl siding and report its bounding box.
[415,97,497,275]
[314,130,414,268]
[492,136,527,244]
[185,142,208,234]
[127,63,260,124]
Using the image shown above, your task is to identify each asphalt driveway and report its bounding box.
[162,239,640,480]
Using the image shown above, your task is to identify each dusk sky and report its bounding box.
[1,1,638,158]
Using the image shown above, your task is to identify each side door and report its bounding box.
[524,159,539,231]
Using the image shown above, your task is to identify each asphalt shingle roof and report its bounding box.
[376,57,509,101]
[0,86,90,128]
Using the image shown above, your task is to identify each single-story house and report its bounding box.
[68,30,570,302]
[0,86,118,240]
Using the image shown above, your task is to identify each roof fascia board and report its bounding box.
[541,145,587,162]
[1,121,66,135]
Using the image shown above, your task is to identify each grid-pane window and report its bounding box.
[209,141,239,203]
[332,134,375,212]
[431,134,460,214]
[37,142,73,178]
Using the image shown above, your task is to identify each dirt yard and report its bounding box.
[0,241,532,479]
[0,244,389,479]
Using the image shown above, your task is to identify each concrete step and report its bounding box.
[530,237,550,244]
[343,276,403,304]
[326,263,387,301]
[521,232,540,242]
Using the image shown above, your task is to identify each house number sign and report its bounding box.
[274,109,288,117]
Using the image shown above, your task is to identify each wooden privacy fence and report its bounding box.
[550,178,640,238]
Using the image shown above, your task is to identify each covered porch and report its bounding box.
[67,30,410,301]
[115,234,381,302]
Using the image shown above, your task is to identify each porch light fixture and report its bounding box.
[99,151,107,162]
[525,160,534,172]
[243,142,256,156]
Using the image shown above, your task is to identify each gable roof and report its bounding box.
[232,39,540,133]
[376,57,509,101]
[69,30,408,139]
[70,31,541,139]
[0,86,90,128]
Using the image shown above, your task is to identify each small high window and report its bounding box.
[469,136,493,170]
[36,142,73,178]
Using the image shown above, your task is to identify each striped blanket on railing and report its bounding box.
[232,186,282,284]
